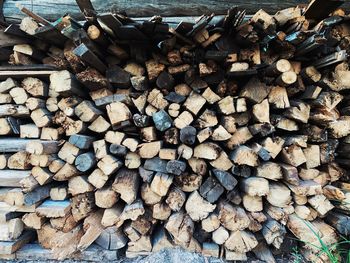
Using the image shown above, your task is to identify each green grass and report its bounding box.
[291,217,350,263]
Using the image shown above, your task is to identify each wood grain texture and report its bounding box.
[3,0,349,23]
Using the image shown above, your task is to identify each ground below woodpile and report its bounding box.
[4,247,295,263]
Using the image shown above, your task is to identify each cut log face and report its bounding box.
[185,191,216,221]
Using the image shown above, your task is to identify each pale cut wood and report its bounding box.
[152,202,171,221]
[50,186,68,201]
[226,127,253,149]
[106,102,132,129]
[22,212,45,230]
[185,191,216,221]
[287,180,323,196]
[287,214,337,252]
[112,169,139,204]
[29,154,58,168]
[230,146,258,167]
[0,119,12,136]
[225,230,258,253]
[88,116,110,133]
[77,210,104,251]
[0,154,10,169]
[41,128,60,141]
[252,99,269,123]
[26,140,60,155]
[242,194,263,212]
[95,186,119,208]
[9,87,28,105]
[218,202,250,231]
[256,162,282,180]
[241,177,269,196]
[22,77,48,97]
[58,142,81,164]
[68,176,94,196]
[121,199,145,221]
[93,139,107,160]
[202,213,220,233]
[74,100,102,123]
[308,194,334,217]
[150,172,173,197]
[30,108,52,127]
[53,163,79,181]
[266,182,292,208]
[140,183,162,205]
[37,224,83,260]
[7,151,30,170]
[193,142,221,160]
[101,203,125,228]
[97,155,123,176]
[87,168,109,189]
[20,124,40,138]
[281,145,306,167]
[31,167,53,185]
[0,218,23,241]
[49,70,84,97]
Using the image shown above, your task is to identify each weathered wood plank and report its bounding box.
[0,170,31,187]
[0,138,59,153]
[3,0,349,23]
[0,231,35,254]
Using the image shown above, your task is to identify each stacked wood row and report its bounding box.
[0,0,350,261]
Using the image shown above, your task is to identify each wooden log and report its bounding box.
[5,185,50,206]
[74,152,96,172]
[68,134,94,150]
[50,186,68,201]
[77,210,104,251]
[101,203,124,228]
[58,142,81,164]
[225,230,258,253]
[68,176,94,196]
[95,186,119,208]
[37,224,83,260]
[53,163,79,181]
[0,104,29,118]
[112,168,139,204]
[0,218,24,241]
[26,140,59,155]
[49,70,85,97]
[150,172,173,197]
[22,212,45,230]
[185,191,216,221]
[31,167,53,185]
[0,170,31,187]
[326,212,350,236]
[71,192,95,222]
[96,227,127,250]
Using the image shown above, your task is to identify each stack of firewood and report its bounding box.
[0,0,350,261]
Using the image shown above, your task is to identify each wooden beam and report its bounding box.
[3,1,350,23]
